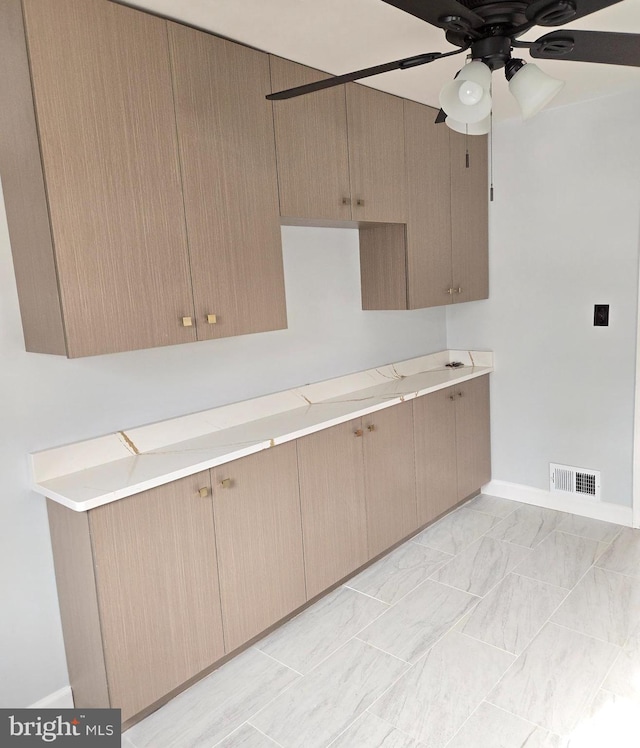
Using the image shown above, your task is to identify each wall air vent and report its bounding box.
[550,463,601,500]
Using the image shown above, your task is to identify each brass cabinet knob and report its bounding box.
[341,197,351,206]
[198,487,210,498]
[356,198,365,207]
[206,314,217,324]
[354,428,363,437]
[367,424,376,432]
[220,478,232,489]
[181,316,193,327]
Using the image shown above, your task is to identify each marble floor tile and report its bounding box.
[566,690,640,748]
[513,532,600,589]
[215,724,281,748]
[487,505,569,549]
[603,632,640,701]
[412,508,501,556]
[346,542,452,605]
[488,623,620,735]
[461,573,568,655]
[257,586,388,673]
[596,528,640,578]
[357,579,478,662]
[125,649,299,748]
[370,631,514,747]
[465,495,523,519]
[250,639,407,748]
[446,702,563,748]
[551,567,640,645]
[329,712,426,748]
[555,515,621,545]
[431,536,531,597]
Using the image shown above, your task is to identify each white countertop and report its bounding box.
[32,349,492,511]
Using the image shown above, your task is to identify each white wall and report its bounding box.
[0,212,446,708]
[447,91,640,507]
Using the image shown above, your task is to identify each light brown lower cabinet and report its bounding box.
[414,378,491,526]
[297,418,368,599]
[363,401,417,558]
[210,443,306,652]
[47,375,490,726]
[47,472,225,724]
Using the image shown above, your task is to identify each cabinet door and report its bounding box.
[405,100,454,309]
[455,375,491,500]
[211,443,306,652]
[22,0,196,357]
[88,473,224,722]
[413,388,458,526]
[271,57,351,222]
[297,419,368,598]
[363,402,417,558]
[169,24,287,340]
[346,85,406,223]
[450,131,489,304]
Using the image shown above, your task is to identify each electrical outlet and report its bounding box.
[594,304,609,327]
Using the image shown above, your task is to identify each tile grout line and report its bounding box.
[254,647,305,677]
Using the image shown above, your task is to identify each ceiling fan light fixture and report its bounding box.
[507,60,565,120]
[439,60,492,124]
[445,115,491,135]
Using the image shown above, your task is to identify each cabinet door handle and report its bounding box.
[456,287,462,294]
[342,197,351,206]
[220,478,232,489]
[458,391,464,398]
[449,393,456,401]
[206,314,217,324]
[181,316,193,327]
[354,428,363,437]
[356,198,365,207]
[367,424,376,432]
[198,487,210,498]
[447,288,454,295]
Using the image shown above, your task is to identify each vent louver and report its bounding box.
[550,463,600,500]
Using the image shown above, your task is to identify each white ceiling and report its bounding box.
[126,0,640,121]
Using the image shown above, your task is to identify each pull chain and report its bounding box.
[465,127,470,169]
[489,84,494,201]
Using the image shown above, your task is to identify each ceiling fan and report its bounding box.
[266,0,640,133]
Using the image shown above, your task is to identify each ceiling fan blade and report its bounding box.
[380,0,484,30]
[526,0,625,26]
[531,30,640,66]
[267,47,466,100]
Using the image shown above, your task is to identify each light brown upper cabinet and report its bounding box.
[1,0,196,357]
[271,59,405,224]
[48,472,226,723]
[169,26,287,340]
[210,443,306,652]
[360,101,488,311]
[297,418,368,599]
[414,378,491,526]
[363,401,418,558]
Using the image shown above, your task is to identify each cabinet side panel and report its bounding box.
[363,401,417,557]
[359,223,408,310]
[23,0,196,357]
[297,419,368,599]
[270,56,351,222]
[0,0,65,354]
[46,500,110,708]
[413,389,458,525]
[211,443,306,653]
[456,374,491,499]
[450,132,489,303]
[89,472,225,723]
[346,84,406,223]
[404,100,453,309]
[169,25,287,340]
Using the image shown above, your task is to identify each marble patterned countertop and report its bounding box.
[32,349,493,512]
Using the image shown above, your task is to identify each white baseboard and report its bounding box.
[28,686,74,709]
[483,480,633,527]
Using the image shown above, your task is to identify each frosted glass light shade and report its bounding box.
[445,115,490,135]
[439,60,492,125]
[509,63,564,120]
